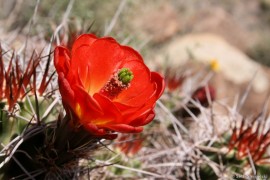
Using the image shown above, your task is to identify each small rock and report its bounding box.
[154,33,269,93]
[186,7,256,51]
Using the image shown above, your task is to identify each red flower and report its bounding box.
[54,34,165,135]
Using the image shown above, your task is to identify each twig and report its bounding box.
[247,148,256,176]
[53,0,75,45]
[196,145,228,154]
[41,96,60,120]
[104,0,127,36]
[23,0,40,67]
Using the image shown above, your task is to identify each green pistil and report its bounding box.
[118,68,134,84]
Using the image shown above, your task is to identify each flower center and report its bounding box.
[100,68,134,99]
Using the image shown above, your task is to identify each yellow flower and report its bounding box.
[209,59,220,72]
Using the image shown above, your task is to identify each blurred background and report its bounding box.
[2,1,270,179]
[1,0,270,115]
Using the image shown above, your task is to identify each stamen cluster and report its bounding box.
[100,68,133,99]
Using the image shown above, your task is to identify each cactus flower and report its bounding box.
[54,34,164,135]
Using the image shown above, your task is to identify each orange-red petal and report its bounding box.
[151,72,165,99]
[58,72,74,108]
[105,124,143,133]
[71,34,98,55]
[54,46,71,75]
